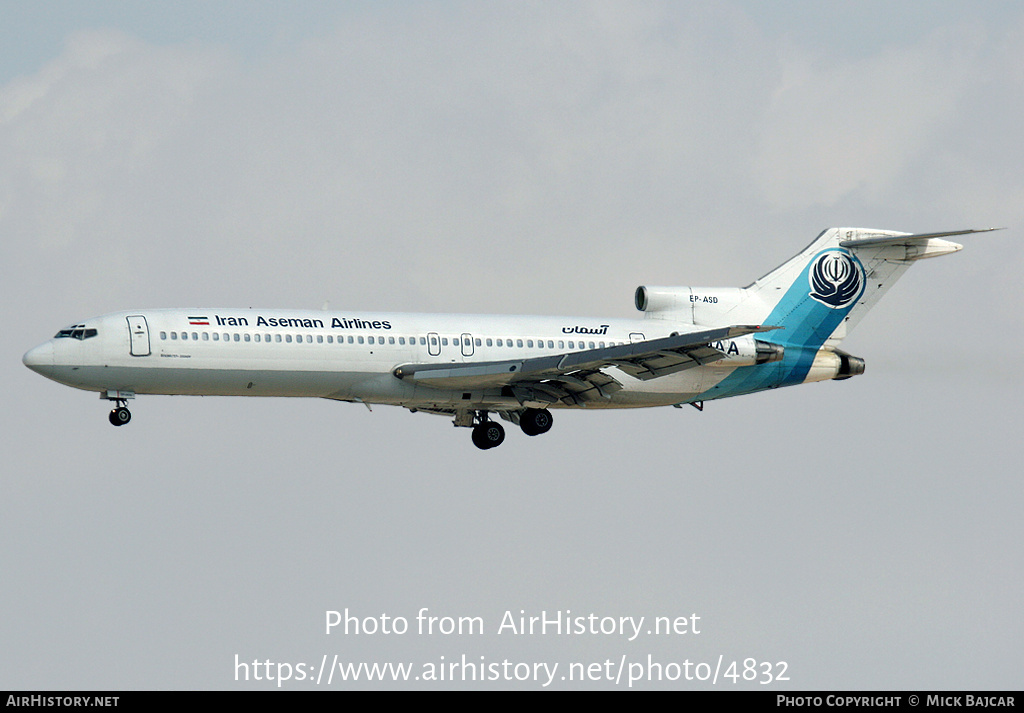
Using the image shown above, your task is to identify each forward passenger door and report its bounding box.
[127,316,151,357]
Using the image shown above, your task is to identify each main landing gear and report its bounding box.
[471,419,505,450]
[468,408,553,449]
[519,408,553,437]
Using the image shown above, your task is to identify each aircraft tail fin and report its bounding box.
[637,226,996,349]
[744,227,997,347]
[638,227,994,396]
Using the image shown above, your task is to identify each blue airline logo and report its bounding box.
[808,250,863,308]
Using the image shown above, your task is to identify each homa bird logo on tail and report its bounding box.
[808,250,863,308]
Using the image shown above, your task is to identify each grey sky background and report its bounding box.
[2,1,1021,690]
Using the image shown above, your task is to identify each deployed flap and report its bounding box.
[392,325,778,398]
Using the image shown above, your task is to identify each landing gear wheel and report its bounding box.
[520,408,553,436]
[472,421,505,450]
[109,407,131,426]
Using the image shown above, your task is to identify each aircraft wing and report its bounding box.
[393,325,778,406]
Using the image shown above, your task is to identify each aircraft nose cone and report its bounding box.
[23,341,54,373]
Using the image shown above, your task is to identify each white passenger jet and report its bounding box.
[23,228,990,449]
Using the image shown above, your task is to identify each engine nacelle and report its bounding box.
[833,350,866,380]
[635,285,750,325]
[635,286,690,313]
[706,334,785,366]
[805,348,866,383]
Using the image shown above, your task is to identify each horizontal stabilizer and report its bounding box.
[839,228,1001,249]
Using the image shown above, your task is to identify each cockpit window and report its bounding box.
[54,324,98,340]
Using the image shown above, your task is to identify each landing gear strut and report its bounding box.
[471,413,505,450]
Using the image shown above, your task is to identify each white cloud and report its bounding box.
[1,5,781,317]
[1,5,1020,326]
[753,26,986,210]
[0,28,234,269]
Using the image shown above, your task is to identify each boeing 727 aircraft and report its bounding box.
[23,228,990,448]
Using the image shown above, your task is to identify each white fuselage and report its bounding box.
[24,308,748,411]
[22,228,978,446]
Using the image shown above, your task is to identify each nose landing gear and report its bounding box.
[108,406,132,426]
[101,390,135,427]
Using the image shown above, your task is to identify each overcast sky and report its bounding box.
[2,1,1021,690]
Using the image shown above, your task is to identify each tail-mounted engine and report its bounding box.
[707,334,785,366]
[833,350,866,380]
[635,285,752,326]
[635,286,691,313]
[805,348,866,382]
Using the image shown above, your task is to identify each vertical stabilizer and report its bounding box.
[743,227,991,348]
[696,227,990,398]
